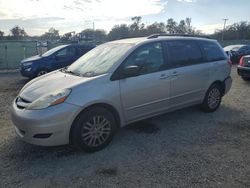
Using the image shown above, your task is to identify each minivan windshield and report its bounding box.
[67,43,133,77]
[42,45,68,57]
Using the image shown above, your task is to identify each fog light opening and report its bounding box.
[33,133,52,139]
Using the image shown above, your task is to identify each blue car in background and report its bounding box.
[224,44,250,64]
[20,44,95,78]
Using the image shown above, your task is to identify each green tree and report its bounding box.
[166,18,178,34]
[213,21,250,40]
[107,16,203,41]
[185,17,193,34]
[166,18,201,35]
[94,29,107,43]
[41,28,60,41]
[10,26,27,39]
[130,16,144,31]
[61,31,75,41]
[108,24,130,41]
[145,22,166,35]
[177,20,187,34]
[79,29,94,42]
[0,30,4,40]
[130,16,145,37]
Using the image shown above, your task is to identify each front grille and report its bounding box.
[16,97,31,109]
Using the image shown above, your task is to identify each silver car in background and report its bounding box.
[11,35,232,152]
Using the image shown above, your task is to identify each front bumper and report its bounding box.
[11,101,81,146]
[237,66,250,78]
[20,66,35,78]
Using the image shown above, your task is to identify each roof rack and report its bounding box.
[147,33,211,39]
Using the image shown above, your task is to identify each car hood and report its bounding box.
[21,55,43,63]
[19,71,95,102]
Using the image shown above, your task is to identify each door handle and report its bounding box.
[171,71,178,77]
[160,74,170,79]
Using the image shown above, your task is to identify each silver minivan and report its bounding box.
[11,35,232,151]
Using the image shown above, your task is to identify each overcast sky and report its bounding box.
[0,0,248,36]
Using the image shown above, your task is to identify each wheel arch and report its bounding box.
[69,103,121,144]
[208,80,225,95]
[36,67,51,77]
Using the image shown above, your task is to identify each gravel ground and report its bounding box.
[0,66,250,188]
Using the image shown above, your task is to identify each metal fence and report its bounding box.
[0,41,38,69]
[1,39,250,70]
[219,40,250,47]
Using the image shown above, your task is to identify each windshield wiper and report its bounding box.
[61,68,81,76]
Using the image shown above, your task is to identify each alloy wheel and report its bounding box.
[208,88,221,109]
[81,116,112,147]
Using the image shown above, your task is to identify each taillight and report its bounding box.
[227,59,232,67]
[239,57,244,66]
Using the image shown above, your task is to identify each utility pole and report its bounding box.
[222,18,228,41]
[93,22,95,43]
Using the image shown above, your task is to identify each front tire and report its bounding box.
[37,70,48,77]
[201,83,222,112]
[70,107,117,152]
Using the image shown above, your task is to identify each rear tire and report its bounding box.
[70,107,117,152]
[201,83,222,112]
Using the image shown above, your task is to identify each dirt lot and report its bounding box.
[0,66,250,188]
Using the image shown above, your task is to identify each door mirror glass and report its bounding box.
[122,65,140,78]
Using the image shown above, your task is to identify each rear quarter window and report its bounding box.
[199,41,226,62]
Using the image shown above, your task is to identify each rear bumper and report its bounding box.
[224,76,232,95]
[237,66,250,78]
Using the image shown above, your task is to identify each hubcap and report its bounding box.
[208,88,221,109]
[81,116,111,147]
[37,71,47,76]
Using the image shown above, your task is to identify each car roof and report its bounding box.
[109,37,147,44]
[223,45,247,51]
[108,35,217,46]
[243,55,250,58]
[65,44,95,48]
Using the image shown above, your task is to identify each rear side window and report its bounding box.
[76,47,89,56]
[68,47,76,56]
[199,41,226,62]
[56,47,76,57]
[165,40,203,67]
[56,48,68,57]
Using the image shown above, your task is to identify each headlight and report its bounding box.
[27,88,71,110]
[23,62,33,66]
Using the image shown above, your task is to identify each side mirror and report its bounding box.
[122,65,140,78]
